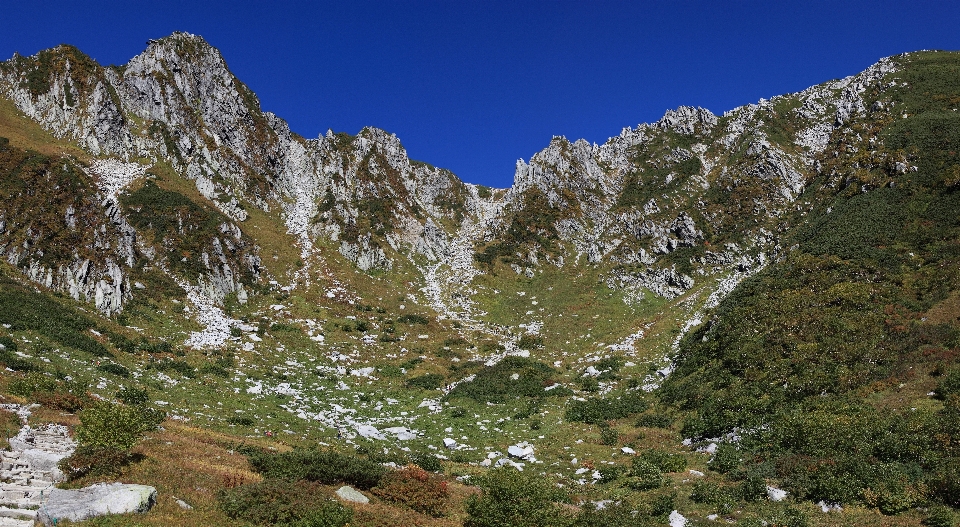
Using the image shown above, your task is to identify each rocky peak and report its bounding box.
[656,106,717,135]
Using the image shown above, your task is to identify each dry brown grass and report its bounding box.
[0,96,87,158]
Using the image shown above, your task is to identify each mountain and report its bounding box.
[0,32,958,526]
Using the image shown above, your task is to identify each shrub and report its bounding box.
[115,386,149,406]
[740,475,767,502]
[924,505,957,527]
[565,393,649,424]
[626,459,663,491]
[10,373,88,411]
[638,449,686,473]
[599,427,619,446]
[59,445,138,480]
[407,373,445,390]
[464,468,569,527]
[412,454,442,472]
[573,501,653,527]
[372,465,448,517]
[690,481,736,514]
[74,400,164,451]
[708,443,740,473]
[397,314,430,325]
[218,479,352,527]
[597,465,626,484]
[97,362,130,377]
[518,334,544,350]
[447,357,564,403]
[247,449,386,490]
[228,415,255,426]
[936,369,960,400]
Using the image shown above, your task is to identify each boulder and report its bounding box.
[335,485,369,504]
[38,483,156,526]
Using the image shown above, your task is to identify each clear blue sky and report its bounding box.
[2,1,958,187]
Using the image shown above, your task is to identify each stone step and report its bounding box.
[0,506,36,520]
[0,517,33,527]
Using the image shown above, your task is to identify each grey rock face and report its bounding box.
[38,483,157,526]
[0,35,907,307]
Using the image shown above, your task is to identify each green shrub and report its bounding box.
[573,501,653,526]
[74,400,164,451]
[397,314,430,325]
[565,393,648,424]
[218,479,352,527]
[924,505,957,527]
[407,373,445,390]
[708,443,740,473]
[740,475,767,502]
[626,459,663,491]
[518,334,544,350]
[247,449,386,490]
[372,465,448,517]
[115,386,149,406]
[599,427,619,446]
[638,449,686,473]
[448,357,565,403]
[597,465,626,484]
[690,481,736,514]
[464,468,569,527]
[936,369,960,400]
[228,415,255,426]
[412,454,442,472]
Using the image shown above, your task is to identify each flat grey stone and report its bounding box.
[37,483,156,526]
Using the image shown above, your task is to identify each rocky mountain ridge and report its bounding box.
[0,31,913,319]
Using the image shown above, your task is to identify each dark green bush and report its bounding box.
[565,393,648,424]
[228,415,256,426]
[218,479,352,527]
[115,385,149,406]
[248,449,386,490]
[412,454,442,472]
[447,357,564,403]
[464,468,569,527]
[924,505,957,527]
[75,400,164,451]
[739,475,767,502]
[638,449,686,473]
[626,459,663,491]
[397,314,430,325]
[708,443,741,473]
[518,334,544,350]
[407,373,445,390]
[690,481,736,514]
[599,427,619,446]
[936,369,960,400]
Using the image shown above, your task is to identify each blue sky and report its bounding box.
[2,1,958,187]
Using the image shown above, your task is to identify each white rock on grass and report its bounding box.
[668,510,688,527]
[335,486,369,504]
[766,485,788,502]
[38,483,156,526]
[620,447,636,455]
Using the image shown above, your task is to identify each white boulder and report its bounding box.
[38,483,156,526]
